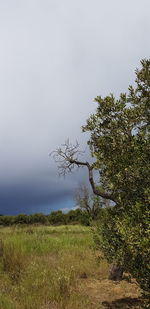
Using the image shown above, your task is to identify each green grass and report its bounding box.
[0,225,141,309]
[0,225,99,309]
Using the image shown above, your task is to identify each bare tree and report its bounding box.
[75,184,103,220]
[51,140,124,281]
[51,139,116,203]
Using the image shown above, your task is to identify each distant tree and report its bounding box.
[14,214,29,225]
[75,184,104,220]
[0,215,14,226]
[30,213,48,225]
[67,209,79,223]
[48,211,66,225]
[52,59,150,291]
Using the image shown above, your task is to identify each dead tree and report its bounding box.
[51,140,123,281]
[51,140,116,202]
[75,184,103,220]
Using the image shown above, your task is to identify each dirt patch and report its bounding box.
[79,278,142,308]
[102,297,143,309]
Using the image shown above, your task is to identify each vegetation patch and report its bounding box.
[0,225,142,309]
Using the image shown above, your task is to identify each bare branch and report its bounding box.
[50,140,85,176]
[50,140,116,202]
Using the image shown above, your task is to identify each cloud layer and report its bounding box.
[0,0,149,214]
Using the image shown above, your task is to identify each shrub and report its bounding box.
[48,211,67,225]
[93,202,150,295]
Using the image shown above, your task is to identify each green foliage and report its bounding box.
[93,202,150,294]
[48,210,67,225]
[67,209,81,223]
[29,213,48,224]
[0,213,49,226]
[79,212,91,226]
[83,59,150,207]
[92,207,124,264]
[67,208,91,226]
[0,209,92,227]
[116,202,150,294]
[83,59,150,294]
[14,214,30,224]
[0,215,14,226]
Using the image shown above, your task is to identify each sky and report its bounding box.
[0,0,149,215]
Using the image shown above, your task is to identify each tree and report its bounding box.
[14,214,29,225]
[52,59,150,206]
[52,60,150,290]
[48,210,67,225]
[75,184,103,220]
[29,213,48,225]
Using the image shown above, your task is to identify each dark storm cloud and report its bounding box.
[0,183,73,215]
[0,171,82,215]
[0,0,149,214]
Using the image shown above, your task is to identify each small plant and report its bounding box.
[54,266,76,301]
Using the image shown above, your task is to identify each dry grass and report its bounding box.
[80,278,142,308]
[0,225,143,309]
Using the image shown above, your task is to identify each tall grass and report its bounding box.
[0,225,99,309]
[0,225,141,309]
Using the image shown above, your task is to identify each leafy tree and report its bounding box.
[67,209,80,223]
[79,211,91,226]
[0,215,14,226]
[14,214,29,224]
[29,213,48,225]
[82,59,150,208]
[93,201,150,294]
[116,202,150,294]
[48,210,66,225]
[52,59,150,205]
[52,59,150,291]
[66,208,91,225]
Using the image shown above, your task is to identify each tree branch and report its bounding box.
[70,158,116,202]
[51,140,116,202]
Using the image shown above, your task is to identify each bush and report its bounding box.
[93,202,150,295]
[116,202,150,294]
[0,216,14,226]
[79,212,91,226]
[48,211,67,225]
[13,214,29,224]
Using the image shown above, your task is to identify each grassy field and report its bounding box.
[0,225,142,309]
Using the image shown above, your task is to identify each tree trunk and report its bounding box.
[108,263,124,281]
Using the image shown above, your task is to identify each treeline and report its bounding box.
[0,208,92,226]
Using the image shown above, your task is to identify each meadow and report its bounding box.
[0,225,142,309]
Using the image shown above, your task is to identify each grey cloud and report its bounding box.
[0,0,149,214]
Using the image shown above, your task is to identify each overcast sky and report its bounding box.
[0,0,149,215]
